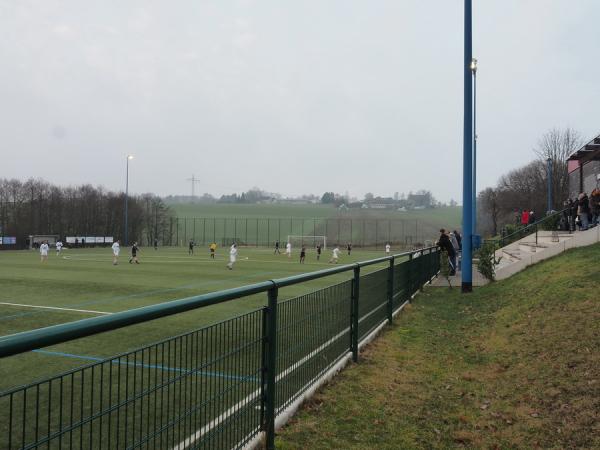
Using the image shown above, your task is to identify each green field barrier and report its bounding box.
[167,217,433,249]
[0,247,440,450]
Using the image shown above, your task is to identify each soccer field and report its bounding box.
[0,245,390,391]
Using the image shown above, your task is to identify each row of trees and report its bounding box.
[478,128,582,236]
[0,178,173,246]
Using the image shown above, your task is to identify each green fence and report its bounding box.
[0,247,440,450]
[166,217,431,249]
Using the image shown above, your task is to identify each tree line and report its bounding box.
[0,178,173,247]
[478,128,582,236]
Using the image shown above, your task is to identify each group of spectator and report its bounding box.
[562,190,600,231]
[437,229,462,276]
[514,209,537,226]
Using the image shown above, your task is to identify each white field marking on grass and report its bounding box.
[0,302,113,315]
[173,325,351,450]
[174,295,416,450]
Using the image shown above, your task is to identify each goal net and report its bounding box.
[286,235,327,249]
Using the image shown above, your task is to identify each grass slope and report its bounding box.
[276,244,600,449]
[169,203,461,225]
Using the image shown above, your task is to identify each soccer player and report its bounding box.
[300,245,306,264]
[285,241,292,259]
[226,243,237,270]
[129,242,140,264]
[112,240,120,265]
[274,241,280,254]
[347,243,352,255]
[385,243,391,254]
[329,245,340,264]
[56,240,63,256]
[209,242,217,259]
[40,241,49,263]
[316,244,322,260]
[154,238,158,250]
[188,239,194,256]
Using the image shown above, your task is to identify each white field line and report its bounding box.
[174,283,426,450]
[0,302,112,315]
[173,297,405,450]
[173,325,351,450]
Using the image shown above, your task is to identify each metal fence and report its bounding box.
[165,217,432,249]
[0,247,440,450]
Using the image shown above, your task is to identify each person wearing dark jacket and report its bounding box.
[570,198,579,231]
[437,229,456,276]
[578,193,590,230]
[453,230,462,251]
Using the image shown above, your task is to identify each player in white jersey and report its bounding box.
[226,243,238,270]
[56,241,63,256]
[112,240,120,265]
[385,243,391,254]
[40,241,49,263]
[285,242,292,259]
[329,245,340,264]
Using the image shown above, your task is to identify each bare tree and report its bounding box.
[534,127,584,208]
[0,178,173,247]
[479,187,500,236]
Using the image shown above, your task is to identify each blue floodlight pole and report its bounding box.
[462,0,474,293]
[547,157,553,213]
[471,58,478,235]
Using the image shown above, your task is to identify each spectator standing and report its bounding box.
[437,229,456,276]
[521,209,529,226]
[578,192,590,230]
[591,188,600,226]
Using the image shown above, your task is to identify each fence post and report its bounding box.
[419,251,425,292]
[408,252,414,301]
[387,256,394,323]
[263,284,278,450]
[351,265,360,362]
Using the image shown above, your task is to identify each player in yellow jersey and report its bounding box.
[209,242,217,259]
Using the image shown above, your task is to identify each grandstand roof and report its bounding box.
[568,134,600,162]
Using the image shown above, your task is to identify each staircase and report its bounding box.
[494,226,600,280]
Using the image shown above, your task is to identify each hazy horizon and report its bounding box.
[1,1,599,202]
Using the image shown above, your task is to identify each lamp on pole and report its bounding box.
[471,58,478,235]
[461,0,474,293]
[547,157,553,213]
[124,155,134,246]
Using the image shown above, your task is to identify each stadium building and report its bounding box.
[567,133,600,198]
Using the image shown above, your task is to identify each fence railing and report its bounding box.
[0,247,440,450]
[168,217,431,249]
[484,208,568,250]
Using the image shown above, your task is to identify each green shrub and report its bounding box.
[477,242,502,281]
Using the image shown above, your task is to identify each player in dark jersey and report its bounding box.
[129,242,140,264]
[274,241,281,254]
[347,243,352,255]
[316,244,322,260]
[188,239,195,255]
[300,245,306,263]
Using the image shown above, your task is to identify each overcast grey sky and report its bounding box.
[1,0,598,202]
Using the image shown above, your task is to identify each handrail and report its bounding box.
[0,246,437,358]
[485,207,568,248]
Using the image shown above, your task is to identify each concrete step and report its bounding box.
[518,242,548,253]
[502,249,521,261]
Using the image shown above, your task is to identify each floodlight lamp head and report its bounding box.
[127,155,134,160]
[470,58,478,74]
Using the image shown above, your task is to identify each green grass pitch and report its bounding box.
[0,245,393,391]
